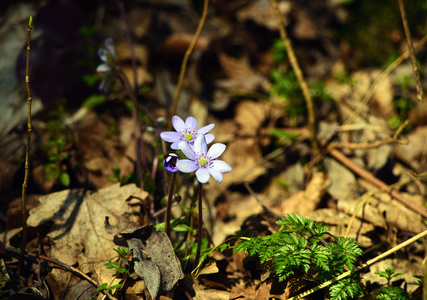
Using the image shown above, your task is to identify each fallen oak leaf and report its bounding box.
[27,184,148,268]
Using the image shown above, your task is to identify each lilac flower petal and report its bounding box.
[178,141,196,160]
[170,141,181,150]
[185,117,198,130]
[177,160,198,173]
[100,73,115,93]
[172,115,186,132]
[96,63,110,72]
[207,143,226,160]
[196,168,210,183]
[208,168,223,183]
[98,48,108,62]
[198,124,214,134]
[160,131,180,143]
[205,134,215,144]
[212,160,232,173]
[104,38,115,56]
[194,134,207,154]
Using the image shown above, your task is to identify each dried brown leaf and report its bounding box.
[278,172,331,215]
[27,184,148,267]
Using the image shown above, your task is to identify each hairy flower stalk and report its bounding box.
[160,116,215,150]
[164,153,178,237]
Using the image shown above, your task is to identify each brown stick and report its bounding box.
[168,0,209,127]
[329,148,427,218]
[344,35,427,125]
[397,0,423,102]
[19,16,33,275]
[271,0,319,158]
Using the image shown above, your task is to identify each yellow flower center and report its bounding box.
[199,157,208,166]
[185,133,193,141]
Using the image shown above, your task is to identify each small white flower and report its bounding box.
[160,115,215,150]
[176,134,231,183]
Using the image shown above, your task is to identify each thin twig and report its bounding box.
[168,0,209,128]
[115,1,146,186]
[330,148,427,218]
[397,0,423,102]
[311,119,410,168]
[344,179,413,238]
[116,0,138,97]
[271,0,319,158]
[330,138,407,150]
[19,16,33,275]
[344,34,427,125]
[231,147,285,184]
[393,119,410,138]
[289,229,427,300]
[243,182,280,219]
[7,247,117,300]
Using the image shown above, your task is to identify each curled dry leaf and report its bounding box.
[111,220,183,299]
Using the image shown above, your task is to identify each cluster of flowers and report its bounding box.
[161,116,232,184]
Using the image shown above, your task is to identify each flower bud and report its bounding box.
[164,153,179,173]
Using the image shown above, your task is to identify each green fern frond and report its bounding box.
[234,214,364,296]
[330,279,364,300]
[310,244,330,272]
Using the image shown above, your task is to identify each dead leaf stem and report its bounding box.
[330,138,407,150]
[19,16,33,275]
[397,0,423,102]
[117,0,138,99]
[311,120,410,169]
[168,0,209,128]
[231,147,285,184]
[271,0,319,159]
[244,182,280,219]
[330,148,427,218]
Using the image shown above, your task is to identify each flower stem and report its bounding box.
[195,182,203,265]
[165,172,177,237]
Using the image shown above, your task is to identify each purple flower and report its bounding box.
[176,134,231,183]
[160,116,215,150]
[96,38,117,92]
[164,153,179,173]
